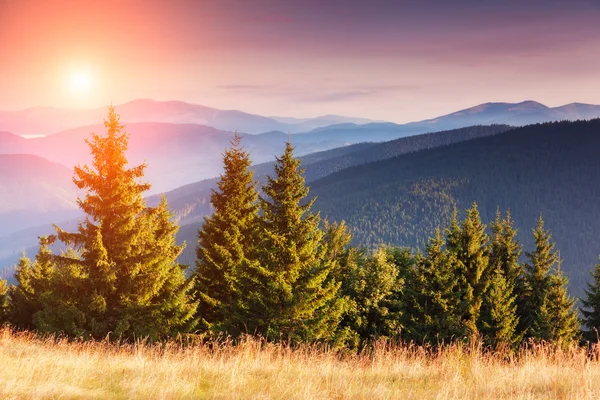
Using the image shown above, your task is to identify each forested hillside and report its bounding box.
[300,124,511,182]
[164,124,510,225]
[310,119,600,297]
[166,125,511,265]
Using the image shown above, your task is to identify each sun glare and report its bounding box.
[69,71,92,93]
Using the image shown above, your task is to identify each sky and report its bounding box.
[1,0,600,123]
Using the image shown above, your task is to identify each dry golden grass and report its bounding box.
[1,328,600,399]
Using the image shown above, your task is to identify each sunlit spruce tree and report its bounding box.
[488,210,523,289]
[318,220,356,345]
[193,133,260,334]
[479,210,522,348]
[479,264,520,348]
[33,107,197,340]
[239,141,344,342]
[402,228,466,345]
[324,220,364,348]
[445,204,490,338]
[521,217,579,343]
[582,258,600,339]
[339,247,403,344]
[7,237,56,329]
[380,247,412,336]
[538,263,580,343]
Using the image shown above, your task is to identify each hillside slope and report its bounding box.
[309,119,600,297]
[164,125,512,266]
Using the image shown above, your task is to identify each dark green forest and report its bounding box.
[310,119,600,298]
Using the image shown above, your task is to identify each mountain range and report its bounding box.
[3,99,600,141]
[413,101,600,129]
[0,99,380,136]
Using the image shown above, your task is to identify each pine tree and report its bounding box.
[520,216,555,339]
[193,133,260,334]
[8,237,56,329]
[480,210,522,348]
[322,220,353,283]
[240,141,344,342]
[489,210,522,287]
[339,247,400,342]
[402,229,466,345]
[582,258,600,339]
[320,220,356,345]
[521,216,579,343]
[479,265,520,348]
[537,263,580,343]
[381,247,413,336]
[34,107,196,340]
[321,220,365,347]
[446,203,490,338]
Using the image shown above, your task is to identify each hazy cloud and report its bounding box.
[217,84,418,103]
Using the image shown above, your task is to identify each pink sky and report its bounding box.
[1,0,599,123]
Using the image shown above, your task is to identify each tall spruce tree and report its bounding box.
[479,264,520,348]
[193,133,260,334]
[322,220,368,347]
[33,107,196,340]
[489,210,523,287]
[8,237,56,329]
[582,258,600,339]
[402,229,466,345]
[521,217,579,342]
[537,263,580,343]
[521,216,555,339]
[338,247,401,343]
[480,210,522,348]
[319,220,356,345]
[445,203,490,338]
[240,141,344,342]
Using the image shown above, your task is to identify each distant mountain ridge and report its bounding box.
[413,100,600,129]
[299,101,600,143]
[3,99,600,138]
[0,99,380,136]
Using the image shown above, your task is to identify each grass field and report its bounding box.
[1,328,600,399]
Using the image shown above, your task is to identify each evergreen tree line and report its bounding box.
[0,108,598,348]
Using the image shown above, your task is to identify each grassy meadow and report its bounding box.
[1,328,600,399]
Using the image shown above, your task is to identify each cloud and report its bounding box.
[298,85,418,103]
[217,84,417,102]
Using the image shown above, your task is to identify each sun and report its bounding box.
[69,71,92,93]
